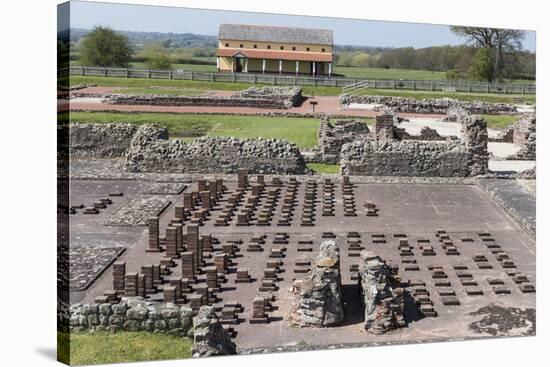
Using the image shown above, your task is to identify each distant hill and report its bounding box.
[69,28,217,48]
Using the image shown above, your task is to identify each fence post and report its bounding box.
[522,85,525,94]
[232,73,235,83]
[125,68,129,78]
[80,66,84,76]
[392,80,396,89]
[254,75,257,84]
[169,70,172,80]
[103,67,106,77]
[191,71,194,81]
[430,81,434,91]
[412,81,416,90]
[147,69,151,78]
[487,84,490,93]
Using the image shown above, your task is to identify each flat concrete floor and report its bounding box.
[71,177,536,350]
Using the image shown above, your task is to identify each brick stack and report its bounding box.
[137,274,146,298]
[165,226,178,258]
[238,169,248,190]
[200,191,211,210]
[124,272,138,297]
[141,265,156,295]
[164,286,177,304]
[181,252,195,280]
[235,268,252,283]
[187,225,201,272]
[112,261,126,292]
[249,296,269,323]
[147,217,161,253]
[213,253,228,273]
[204,266,219,291]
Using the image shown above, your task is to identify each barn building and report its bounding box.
[216,23,334,76]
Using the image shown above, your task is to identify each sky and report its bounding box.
[64,0,536,51]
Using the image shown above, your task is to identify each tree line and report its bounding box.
[74,26,535,82]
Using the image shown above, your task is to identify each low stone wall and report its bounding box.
[107,94,291,109]
[340,94,517,115]
[125,136,310,175]
[235,86,304,107]
[69,123,168,158]
[340,140,470,177]
[69,298,193,335]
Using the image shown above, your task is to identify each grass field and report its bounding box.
[68,75,535,103]
[482,114,521,129]
[336,66,447,80]
[57,332,192,365]
[307,163,341,174]
[69,112,321,148]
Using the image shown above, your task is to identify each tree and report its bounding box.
[350,53,370,67]
[469,48,495,81]
[79,26,132,67]
[142,43,173,70]
[451,26,525,81]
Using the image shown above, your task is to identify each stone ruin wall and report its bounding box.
[340,112,488,177]
[235,86,304,107]
[107,86,304,110]
[69,123,168,158]
[70,123,310,175]
[124,135,310,175]
[340,94,517,115]
[68,297,193,335]
[508,114,536,160]
[289,240,344,327]
[318,117,371,163]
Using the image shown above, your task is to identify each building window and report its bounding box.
[253,44,257,48]
[306,47,310,51]
[322,48,325,52]
[225,43,229,47]
[292,46,296,51]
[267,45,271,49]
[280,46,284,50]
[240,44,243,48]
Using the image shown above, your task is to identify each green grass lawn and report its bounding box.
[351,88,536,104]
[481,114,521,129]
[69,112,321,149]
[67,75,535,103]
[307,163,340,174]
[58,332,193,365]
[336,66,447,80]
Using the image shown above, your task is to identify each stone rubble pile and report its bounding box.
[503,114,536,161]
[235,86,304,108]
[124,135,310,174]
[289,240,344,327]
[191,306,237,357]
[340,94,517,115]
[358,252,405,334]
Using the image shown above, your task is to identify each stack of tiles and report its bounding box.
[301,180,317,226]
[165,226,178,259]
[322,178,335,216]
[188,294,203,313]
[200,191,211,210]
[124,272,138,297]
[364,202,378,216]
[204,266,219,291]
[164,286,177,304]
[214,253,228,273]
[141,265,156,294]
[250,297,269,323]
[112,261,126,292]
[183,193,194,211]
[181,252,195,280]
[187,225,201,271]
[137,274,146,298]
[235,268,252,283]
[342,176,357,216]
[168,277,185,303]
[238,169,249,190]
[147,217,161,253]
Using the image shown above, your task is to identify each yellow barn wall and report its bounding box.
[218,39,333,54]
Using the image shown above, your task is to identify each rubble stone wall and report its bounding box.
[462,114,489,175]
[124,136,310,174]
[69,123,168,158]
[509,114,536,160]
[235,86,304,107]
[68,298,193,335]
[340,140,470,177]
[318,117,370,163]
[107,92,292,109]
[192,306,237,357]
[340,94,517,114]
[289,240,344,327]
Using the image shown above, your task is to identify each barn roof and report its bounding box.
[219,24,333,45]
